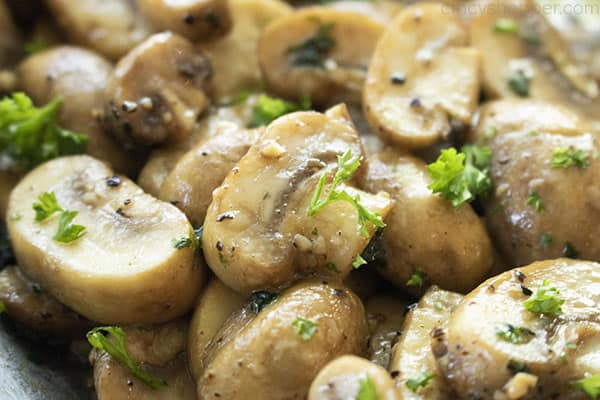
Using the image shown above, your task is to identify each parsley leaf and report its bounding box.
[427,146,492,207]
[53,210,86,243]
[87,326,167,389]
[32,192,63,222]
[172,237,193,249]
[308,150,385,238]
[352,254,367,269]
[405,371,435,393]
[250,291,277,314]
[356,375,378,400]
[523,279,564,317]
[525,191,544,212]
[406,268,427,288]
[0,93,88,170]
[507,70,530,97]
[24,40,48,54]
[291,317,317,340]
[573,374,600,400]
[507,359,530,374]
[496,324,535,344]
[0,301,5,314]
[551,147,589,169]
[287,21,335,68]
[494,18,519,34]
[250,94,311,127]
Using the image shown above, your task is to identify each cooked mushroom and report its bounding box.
[198,0,292,102]
[45,0,153,60]
[138,0,231,42]
[361,149,493,293]
[309,355,401,400]
[0,0,22,69]
[363,3,481,149]
[91,320,196,400]
[389,286,463,399]
[104,32,213,147]
[18,46,139,176]
[203,105,393,294]
[436,259,600,399]
[197,279,369,400]
[258,7,385,106]
[325,0,401,24]
[7,155,202,324]
[470,0,600,130]
[0,266,93,337]
[472,100,600,267]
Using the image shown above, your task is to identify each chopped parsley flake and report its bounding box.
[539,233,553,249]
[308,149,385,238]
[172,237,193,249]
[427,146,492,207]
[287,21,335,68]
[53,210,86,243]
[356,375,378,400]
[325,262,340,272]
[352,254,367,269]
[507,359,530,374]
[250,291,278,314]
[33,192,62,222]
[406,268,427,288]
[291,317,317,340]
[405,371,435,393]
[484,125,497,139]
[525,191,544,213]
[494,18,519,34]
[572,374,600,400]
[250,94,311,127]
[24,40,48,54]
[523,279,564,317]
[0,301,5,314]
[551,147,589,169]
[496,324,535,344]
[507,70,531,97]
[87,326,166,389]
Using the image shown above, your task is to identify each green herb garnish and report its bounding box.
[352,254,367,269]
[356,375,378,400]
[405,371,435,393]
[507,359,530,374]
[33,192,62,222]
[87,327,166,389]
[540,233,553,249]
[496,324,535,344]
[24,40,48,54]
[523,279,564,317]
[250,291,278,314]
[291,317,317,340]
[507,70,531,97]
[325,262,340,272]
[494,18,519,34]
[526,191,544,213]
[572,374,600,399]
[250,94,310,127]
[53,210,86,243]
[0,301,5,314]
[551,147,589,169]
[406,268,427,288]
[287,21,335,68]
[172,237,193,249]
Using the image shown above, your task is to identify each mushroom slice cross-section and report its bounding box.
[364,3,481,149]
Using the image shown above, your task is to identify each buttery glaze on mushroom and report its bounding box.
[472,100,600,267]
[45,0,153,60]
[91,320,196,400]
[470,0,600,130]
[7,155,202,324]
[258,7,385,106]
[18,46,138,176]
[104,32,212,148]
[196,280,369,400]
[389,286,463,400]
[202,105,393,294]
[308,355,401,400]
[198,0,292,102]
[138,0,231,42]
[364,3,480,149]
[364,293,406,368]
[361,149,493,293]
[436,259,600,399]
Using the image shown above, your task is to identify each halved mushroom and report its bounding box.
[470,0,600,130]
[188,278,245,380]
[104,32,213,147]
[258,7,385,106]
[364,3,480,149]
[18,46,139,176]
[361,149,493,293]
[202,105,393,294]
[7,155,202,324]
[138,0,231,42]
[197,279,369,400]
[389,286,463,400]
[45,0,153,60]
[472,100,600,267]
[198,0,292,102]
[91,320,196,400]
[309,355,401,400]
[365,293,406,368]
[0,0,22,69]
[0,266,93,337]
[436,259,600,399]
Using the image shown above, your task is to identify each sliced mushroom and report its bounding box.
[325,0,401,24]
[0,0,22,68]
[363,3,480,149]
[258,7,385,106]
[203,105,393,294]
[361,149,493,293]
[0,266,93,337]
[470,0,600,130]
[437,259,600,399]
[104,32,213,147]
[45,0,153,60]
[187,278,245,380]
[198,0,292,102]
[197,279,369,400]
[365,293,407,368]
[389,286,463,400]
[138,0,231,42]
[91,320,196,400]
[18,46,139,176]
[472,100,600,267]
[7,155,202,324]
[309,355,401,400]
